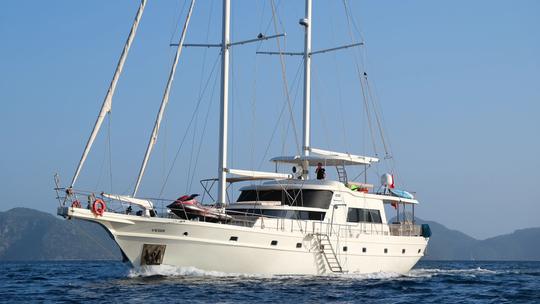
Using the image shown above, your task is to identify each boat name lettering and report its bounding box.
[152,228,165,233]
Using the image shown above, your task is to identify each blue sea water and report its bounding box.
[0,260,539,303]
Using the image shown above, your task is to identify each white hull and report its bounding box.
[62,207,427,275]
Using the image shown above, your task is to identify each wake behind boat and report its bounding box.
[55,0,430,275]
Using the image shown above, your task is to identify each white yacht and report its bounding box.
[56,0,431,275]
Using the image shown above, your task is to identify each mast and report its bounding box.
[301,0,312,178]
[217,0,231,205]
[70,0,147,189]
[132,0,196,197]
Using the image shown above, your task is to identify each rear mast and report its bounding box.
[301,0,312,179]
[217,0,231,206]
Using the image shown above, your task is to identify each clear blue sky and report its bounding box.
[1,1,538,239]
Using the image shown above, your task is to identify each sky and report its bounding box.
[0,0,538,239]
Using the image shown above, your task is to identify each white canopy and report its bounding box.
[102,193,154,210]
[271,148,379,166]
[226,168,292,180]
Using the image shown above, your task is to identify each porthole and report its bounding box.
[271,240,278,246]
[402,249,406,254]
[229,236,238,241]
[418,249,422,254]
[296,243,302,248]
[343,246,348,252]
[384,248,388,254]
[183,232,189,236]
[362,247,367,253]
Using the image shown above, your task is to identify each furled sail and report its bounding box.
[70,0,147,188]
[132,0,196,196]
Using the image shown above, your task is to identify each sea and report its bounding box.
[1,260,539,303]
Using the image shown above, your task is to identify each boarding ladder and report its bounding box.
[313,233,344,273]
[336,165,348,185]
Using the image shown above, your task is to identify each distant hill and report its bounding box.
[0,208,538,261]
[417,218,540,261]
[0,208,121,261]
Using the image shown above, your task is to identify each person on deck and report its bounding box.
[315,162,326,180]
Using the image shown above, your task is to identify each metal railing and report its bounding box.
[56,188,422,238]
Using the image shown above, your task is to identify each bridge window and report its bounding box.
[237,189,333,209]
[346,208,382,223]
[226,209,326,221]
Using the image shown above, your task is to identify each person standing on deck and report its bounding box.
[315,162,326,180]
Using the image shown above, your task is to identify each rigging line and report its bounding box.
[270,0,301,155]
[360,72,378,157]
[249,2,280,170]
[366,78,397,171]
[248,1,266,170]
[169,0,189,45]
[342,0,366,44]
[185,98,199,191]
[328,5,349,151]
[257,60,304,170]
[94,119,110,191]
[280,60,304,157]
[185,2,215,191]
[343,0,395,173]
[279,66,303,157]
[310,66,331,149]
[158,54,220,198]
[107,114,113,193]
[340,0,378,157]
[365,74,390,157]
[188,69,219,191]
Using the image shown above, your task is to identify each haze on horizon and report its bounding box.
[0,0,538,240]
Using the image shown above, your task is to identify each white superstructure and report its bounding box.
[55,0,430,275]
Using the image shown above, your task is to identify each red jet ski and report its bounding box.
[167,194,232,223]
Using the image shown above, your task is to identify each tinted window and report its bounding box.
[237,189,333,209]
[226,208,325,221]
[347,208,382,223]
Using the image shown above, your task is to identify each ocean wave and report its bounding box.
[127,265,500,281]
[128,265,233,278]
[407,267,498,278]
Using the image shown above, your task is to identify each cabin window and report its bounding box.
[229,236,238,241]
[384,248,388,254]
[271,240,278,246]
[343,246,348,252]
[226,209,326,221]
[402,249,406,254]
[362,247,367,253]
[346,208,382,223]
[237,189,333,209]
[296,243,302,248]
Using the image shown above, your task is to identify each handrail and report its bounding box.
[59,189,422,237]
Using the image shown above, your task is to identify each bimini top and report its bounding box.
[102,192,154,210]
[271,148,379,166]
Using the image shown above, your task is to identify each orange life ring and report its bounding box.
[92,199,106,216]
[71,200,81,208]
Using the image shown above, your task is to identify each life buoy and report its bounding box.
[71,200,81,208]
[92,199,106,216]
